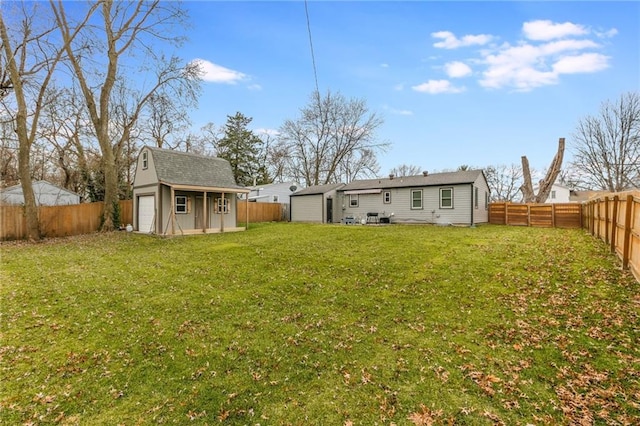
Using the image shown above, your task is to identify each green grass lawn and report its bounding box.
[1,223,638,425]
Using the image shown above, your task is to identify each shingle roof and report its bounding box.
[339,170,485,191]
[147,146,246,190]
[290,183,345,196]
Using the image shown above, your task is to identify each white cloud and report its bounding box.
[478,37,609,91]
[444,61,472,78]
[432,31,494,49]
[523,20,589,41]
[190,58,246,84]
[552,53,610,74]
[380,63,390,68]
[390,108,414,116]
[412,80,465,94]
[247,84,262,91]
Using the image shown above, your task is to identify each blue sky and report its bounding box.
[180,1,639,176]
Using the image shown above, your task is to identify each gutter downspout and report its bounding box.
[470,184,474,227]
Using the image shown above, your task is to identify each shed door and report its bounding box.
[138,195,155,233]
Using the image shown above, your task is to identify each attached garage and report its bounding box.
[291,194,323,222]
[290,183,344,223]
[137,195,156,234]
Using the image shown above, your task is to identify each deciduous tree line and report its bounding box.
[1,2,637,241]
[0,1,387,240]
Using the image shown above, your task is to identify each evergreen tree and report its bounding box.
[216,112,268,186]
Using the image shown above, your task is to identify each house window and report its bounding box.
[551,190,556,199]
[383,191,391,204]
[350,194,359,207]
[216,197,229,214]
[411,189,422,209]
[440,188,453,209]
[474,187,479,209]
[142,151,148,170]
[175,195,188,214]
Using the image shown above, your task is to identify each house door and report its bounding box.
[326,198,333,223]
[195,197,204,229]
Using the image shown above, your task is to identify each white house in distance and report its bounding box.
[0,180,80,206]
[132,146,249,235]
[535,183,573,203]
[244,181,301,204]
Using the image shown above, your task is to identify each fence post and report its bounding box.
[611,195,618,254]
[551,203,556,228]
[604,197,609,245]
[622,195,633,269]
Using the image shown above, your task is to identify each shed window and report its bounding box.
[142,151,148,169]
[350,194,359,207]
[551,190,556,199]
[175,195,188,214]
[440,188,453,209]
[216,197,229,214]
[411,189,422,209]
[383,191,391,204]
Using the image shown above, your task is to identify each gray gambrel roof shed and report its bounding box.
[147,147,246,191]
[339,169,486,192]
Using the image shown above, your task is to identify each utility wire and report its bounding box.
[304,0,321,100]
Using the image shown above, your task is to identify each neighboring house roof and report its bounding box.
[0,180,80,206]
[146,146,245,190]
[290,183,345,196]
[339,170,486,191]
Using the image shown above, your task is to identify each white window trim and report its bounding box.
[216,197,230,214]
[349,194,359,207]
[474,187,479,209]
[142,151,148,170]
[175,195,188,214]
[411,189,423,210]
[383,191,391,204]
[440,187,453,209]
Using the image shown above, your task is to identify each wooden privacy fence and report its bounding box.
[489,202,582,228]
[1,200,133,240]
[237,200,286,223]
[582,191,640,281]
[1,199,286,240]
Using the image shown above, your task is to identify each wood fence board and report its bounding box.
[1,199,287,240]
[583,191,640,283]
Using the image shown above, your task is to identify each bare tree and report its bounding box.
[571,92,640,191]
[521,138,565,203]
[0,2,84,240]
[389,164,422,177]
[278,90,387,186]
[51,0,201,230]
[485,163,523,202]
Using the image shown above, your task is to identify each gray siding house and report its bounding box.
[290,183,345,223]
[132,146,249,235]
[337,170,490,226]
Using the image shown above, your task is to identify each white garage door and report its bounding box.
[291,194,323,222]
[138,195,155,233]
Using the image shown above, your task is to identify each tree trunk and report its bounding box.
[534,138,565,203]
[520,156,535,203]
[17,129,40,241]
[520,138,565,203]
